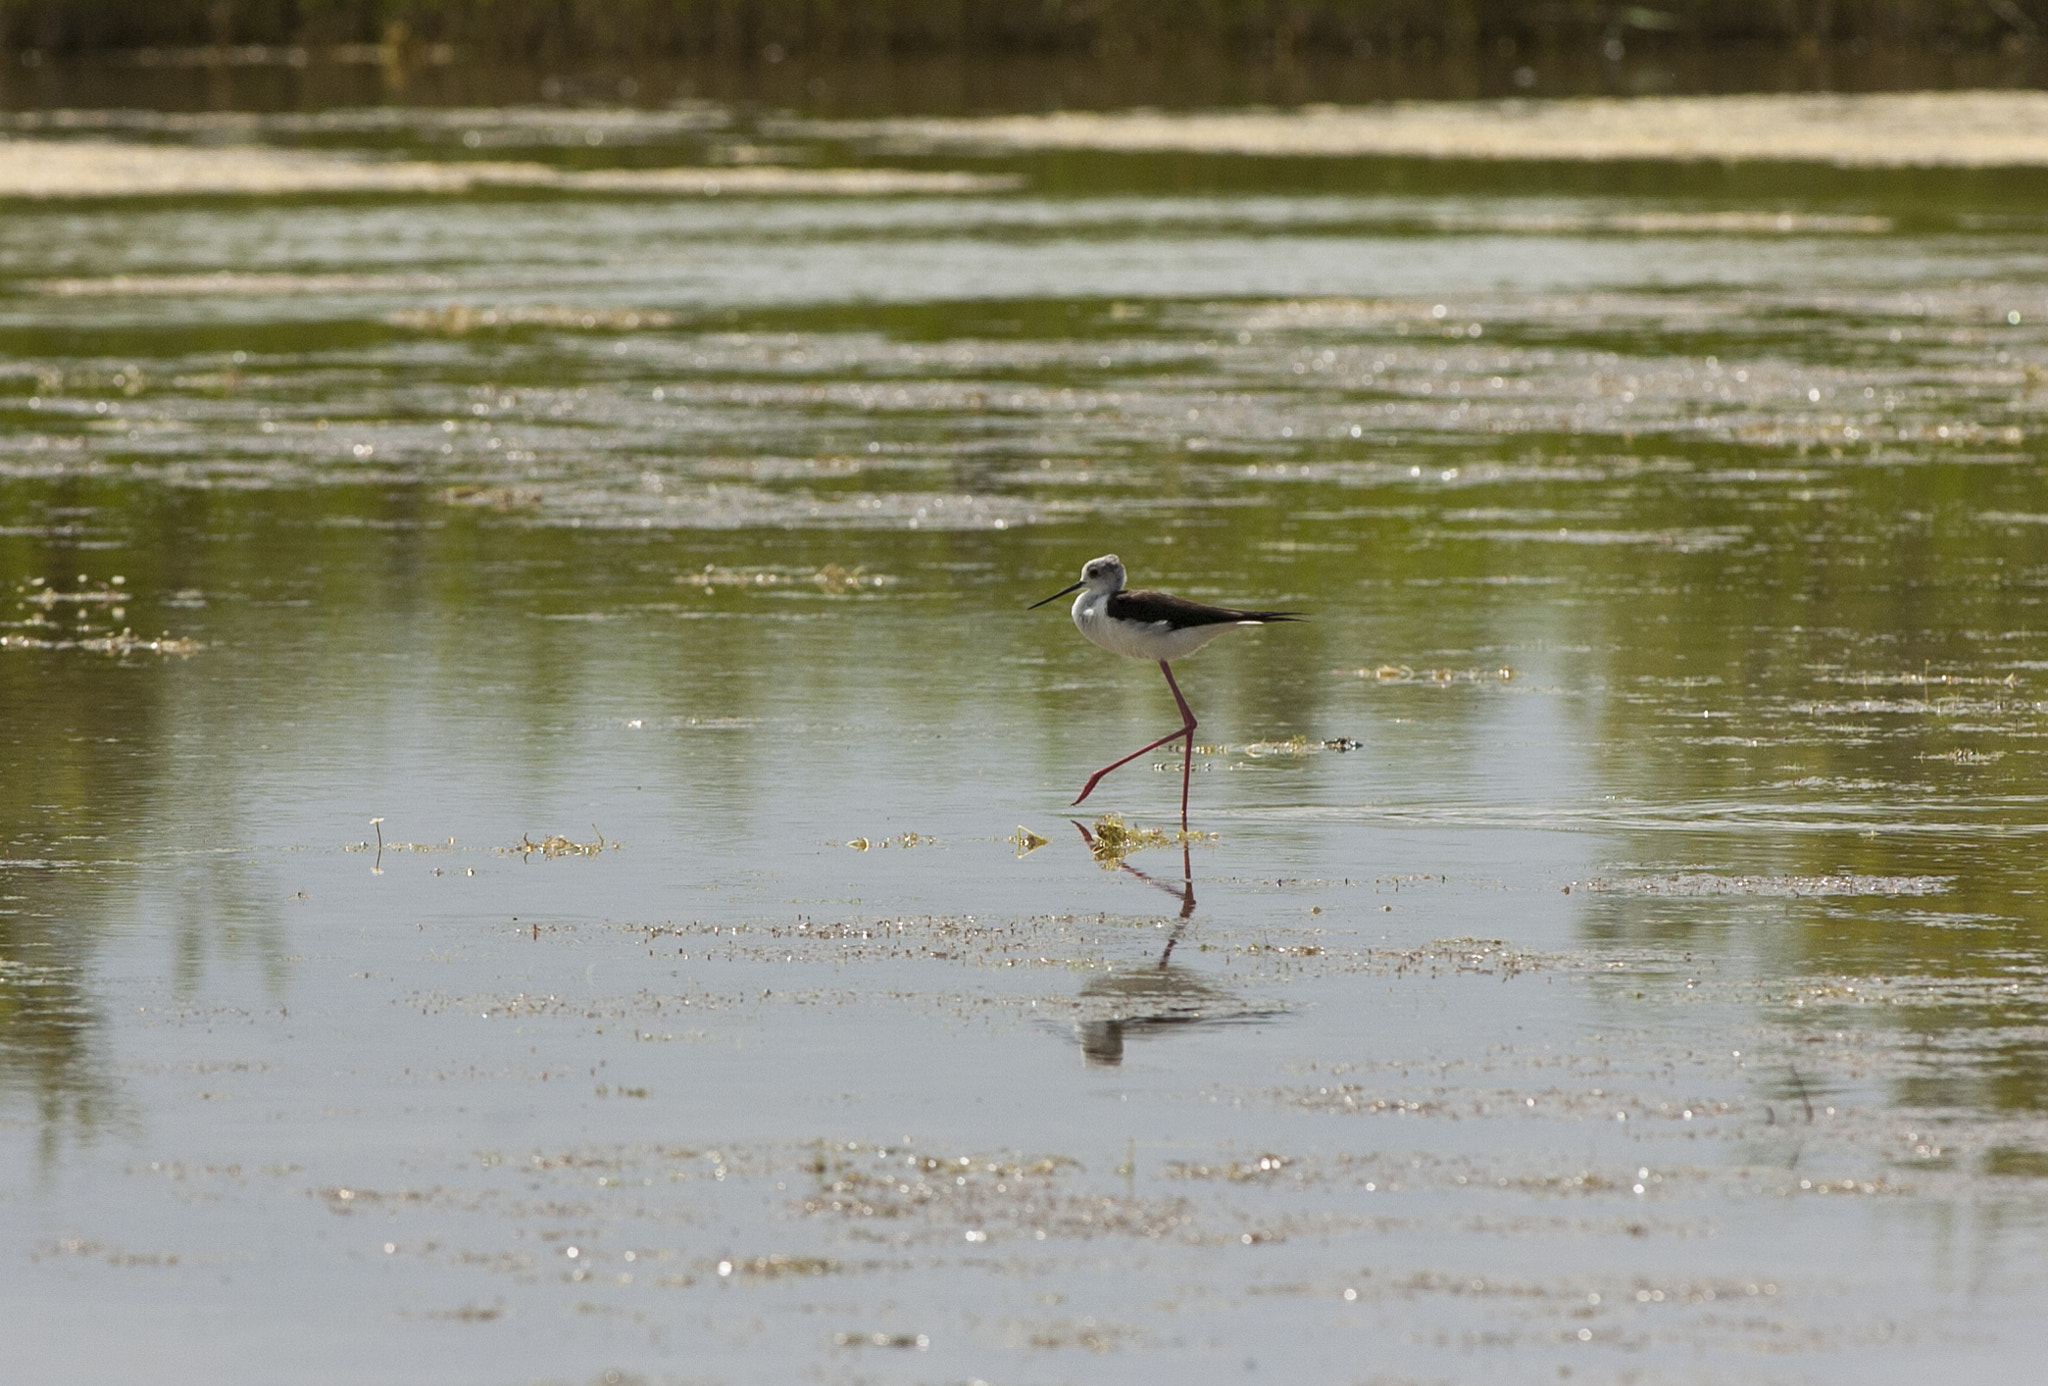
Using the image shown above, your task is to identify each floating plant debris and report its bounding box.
[1348,665,1518,683]
[680,564,895,594]
[1243,736,1315,757]
[1086,814,1174,865]
[1580,874,1951,898]
[341,836,458,855]
[3,577,198,656]
[728,1253,836,1278]
[504,830,613,860]
[832,1332,929,1350]
[391,304,678,333]
[435,485,543,510]
[0,629,200,656]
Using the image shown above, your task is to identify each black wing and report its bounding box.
[1107,588,1304,629]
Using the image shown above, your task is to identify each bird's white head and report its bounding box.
[1078,554,1126,593]
[1029,553,1129,610]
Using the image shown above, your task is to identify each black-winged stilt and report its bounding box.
[1030,554,1301,829]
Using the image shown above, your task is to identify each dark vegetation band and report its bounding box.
[3,1,2043,59]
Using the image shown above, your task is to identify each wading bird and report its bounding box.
[1030,554,1301,829]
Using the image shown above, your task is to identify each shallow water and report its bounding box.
[6,93,2048,1385]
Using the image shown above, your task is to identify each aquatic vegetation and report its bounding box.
[1346,664,1517,683]
[1582,874,1951,898]
[843,832,930,850]
[1,577,199,656]
[434,485,542,509]
[832,1330,928,1348]
[505,830,613,860]
[728,1253,835,1278]
[0,629,200,656]
[1084,813,1178,865]
[681,564,894,594]
[340,835,458,853]
[1241,735,1313,756]
[394,305,678,334]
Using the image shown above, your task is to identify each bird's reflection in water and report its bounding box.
[1070,822,1275,1065]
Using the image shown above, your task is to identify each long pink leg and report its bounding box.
[1159,662,1197,832]
[1072,660,1199,831]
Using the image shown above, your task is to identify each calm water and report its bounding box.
[7,85,2048,1385]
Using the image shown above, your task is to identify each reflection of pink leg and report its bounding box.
[1072,660,1199,832]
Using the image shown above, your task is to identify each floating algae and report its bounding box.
[1086,814,1173,866]
[680,564,894,595]
[0,629,200,656]
[1011,826,1049,857]
[435,485,542,510]
[390,305,678,334]
[844,832,932,850]
[729,1253,836,1279]
[504,830,613,860]
[2,576,200,657]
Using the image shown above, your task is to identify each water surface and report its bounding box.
[5,96,2048,1384]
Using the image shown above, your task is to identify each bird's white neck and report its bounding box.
[1070,585,1115,626]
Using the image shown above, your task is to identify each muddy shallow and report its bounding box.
[5,91,2048,1384]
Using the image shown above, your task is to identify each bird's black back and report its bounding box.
[1107,588,1304,628]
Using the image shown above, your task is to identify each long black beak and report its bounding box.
[1028,580,1084,610]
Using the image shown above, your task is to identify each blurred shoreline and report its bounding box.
[4,38,2047,117]
[3,0,2045,61]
